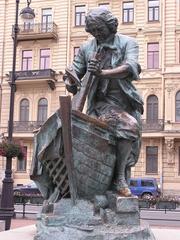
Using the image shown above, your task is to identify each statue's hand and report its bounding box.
[88,59,102,76]
[63,73,78,95]
[63,73,76,85]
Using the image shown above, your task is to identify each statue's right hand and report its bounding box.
[88,59,102,76]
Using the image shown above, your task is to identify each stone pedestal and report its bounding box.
[35,193,156,240]
[101,193,140,226]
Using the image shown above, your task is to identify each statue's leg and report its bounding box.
[125,166,131,183]
[114,139,132,197]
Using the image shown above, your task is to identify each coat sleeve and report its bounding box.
[73,45,87,79]
[123,38,140,81]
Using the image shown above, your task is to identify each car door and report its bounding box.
[129,179,139,196]
[141,179,155,195]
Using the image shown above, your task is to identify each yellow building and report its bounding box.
[0,0,180,196]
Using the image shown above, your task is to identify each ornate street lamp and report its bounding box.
[0,0,35,230]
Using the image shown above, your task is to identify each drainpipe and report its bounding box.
[66,0,71,67]
[64,0,71,95]
[160,0,166,196]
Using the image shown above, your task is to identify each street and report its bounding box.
[140,209,180,228]
[14,204,180,228]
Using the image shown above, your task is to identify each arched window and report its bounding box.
[175,91,180,121]
[147,95,158,122]
[20,99,29,121]
[37,98,48,122]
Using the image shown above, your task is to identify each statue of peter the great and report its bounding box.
[64,8,143,196]
[31,8,143,201]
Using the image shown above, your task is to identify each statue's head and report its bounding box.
[85,8,118,40]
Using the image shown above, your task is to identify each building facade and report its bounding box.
[0,0,180,195]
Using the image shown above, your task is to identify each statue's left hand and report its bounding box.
[63,73,78,95]
[88,59,102,76]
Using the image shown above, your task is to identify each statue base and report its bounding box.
[34,193,156,240]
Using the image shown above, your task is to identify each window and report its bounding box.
[130,180,138,187]
[17,146,27,172]
[147,43,159,69]
[74,47,80,59]
[146,146,158,174]
[147,95,158,123]
[40,49,50,69]
[21,50,32,70]
[98,3,109,9]
[148,0,159,22]
[42,8,52,32]
[37,98,48,122]
[20,99,29,121]
[123,1,134,23]
[141,180,154,187]
[175,91,180,121]
[75,5,85,26]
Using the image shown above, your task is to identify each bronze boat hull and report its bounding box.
[72,110,116,199]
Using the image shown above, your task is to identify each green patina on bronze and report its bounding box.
[30,8,143,203]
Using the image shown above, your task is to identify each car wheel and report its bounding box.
[142,193,152,200]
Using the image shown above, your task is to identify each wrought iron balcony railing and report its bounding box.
[13,121,44,133]
[9,69,57,90]
[10,119,165,133]
[12,22,58,41]
[12,69,56,80]
[142,119,164,132]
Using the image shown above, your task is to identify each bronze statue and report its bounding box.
[31,8,143,202]
[64,8,143,197]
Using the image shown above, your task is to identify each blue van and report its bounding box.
[129,177,161,199]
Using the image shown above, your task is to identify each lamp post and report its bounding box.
[0,0,35,230]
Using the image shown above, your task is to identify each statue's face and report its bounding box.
[87,20,111,43]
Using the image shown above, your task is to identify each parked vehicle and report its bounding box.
[129,177,161,199]
[13,181,43,204]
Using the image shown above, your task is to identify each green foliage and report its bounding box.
[139,195,180,208]
[0,140,26,160]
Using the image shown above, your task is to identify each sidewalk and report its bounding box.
[152,227,180,240]
[0,224,36,240]
[11,218,36,229]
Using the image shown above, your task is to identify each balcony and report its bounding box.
[142,119,164,132]
[9,69,57,90]
[13,121,44,133]
[13,22,58,41]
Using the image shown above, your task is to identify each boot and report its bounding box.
[114,139,132,197]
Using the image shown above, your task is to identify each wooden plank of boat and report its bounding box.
[71,110,116,199]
